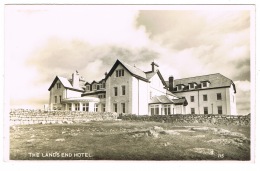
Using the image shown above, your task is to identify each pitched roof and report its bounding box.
[166,73,236,93]
[145,70,167,88]
[172,98,188,105]
[149,95,188,106]
[120,60,148,80]
[105,59,149,82]
[149,95,172,104]
[145,71,157,80]
[48,76,84,92]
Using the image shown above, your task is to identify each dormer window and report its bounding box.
[93,84,97,90]
[188,82,197,90]
[86,85,90,91]
[116,69,124,77]
[201,81,210,88]
[177,84,184,91]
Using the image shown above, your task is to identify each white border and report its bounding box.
[1,1,259,171]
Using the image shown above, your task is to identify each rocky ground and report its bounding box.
[9,120,250,160]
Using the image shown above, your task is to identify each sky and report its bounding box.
[5,5,253,115]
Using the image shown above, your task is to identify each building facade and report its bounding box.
[166,73,237,115]
[48,59,237,115]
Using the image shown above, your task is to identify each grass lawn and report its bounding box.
[9,120,250,160]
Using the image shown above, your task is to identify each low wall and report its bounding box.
[119,114,250,126]
[9,109,119,126]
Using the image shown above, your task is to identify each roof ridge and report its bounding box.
[119,59,145,73]
[174,73,221,80]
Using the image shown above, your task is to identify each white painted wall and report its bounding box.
[174,87,232,115]
[66,89,82,98]
[149,73,167,98]
[131,77,149,115]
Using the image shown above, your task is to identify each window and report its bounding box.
[75,103,80,111]
[114,87,118,96]
[93,84,96,90]
[164,105,171,115]
[86,85,90,91]
[59,95,62,103]
[172,108,175,114]
[102,104,106,112]
[177,85,183,91]
[113,103,117,112]
[83,103,89,112]
[121,103,126,113]
[204,107,208,114]
[191,108,195,114]
[57,83,61,89]
[189,83,194,89]
[218,106,223,114]
[203,94,208,101]
[217,93,222,100]
[68,104,72,111]
[202,82,209,88]
[190,96,194,102]
[55,96,57,103]
[94,104,98,112]
[102,82,106,88]
[122,85,126,95]
[151,105,159,115]
[97,85,100,90]
[99,94,106,99]
[116,69,124,77]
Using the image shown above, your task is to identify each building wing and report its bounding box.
[167,73,236,93]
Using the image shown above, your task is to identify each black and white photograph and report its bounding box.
[4,3,255,163]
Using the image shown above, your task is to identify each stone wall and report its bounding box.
[119,114,250,126]
[9,109,119,126]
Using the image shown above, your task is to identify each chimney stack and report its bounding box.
[169,75,174,91]
[151,61,159,72]
[72,71,80,88]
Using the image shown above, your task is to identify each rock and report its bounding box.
[153,126,164,131]
[55,138,65,142]
[160,130,180,135]
[148,130,159,138]
[207,138,249,147]
[189,148,215,156]
[164,142,171,146]
[26,139,35,143]
[174,129,195,133]
[193,135,206,138]
[191,127,211,131]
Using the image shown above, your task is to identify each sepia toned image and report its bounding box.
[5,4,254,161]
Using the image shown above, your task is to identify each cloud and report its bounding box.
[136,10,250,80]
[234,80,251,115]
[26,38,160,83]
